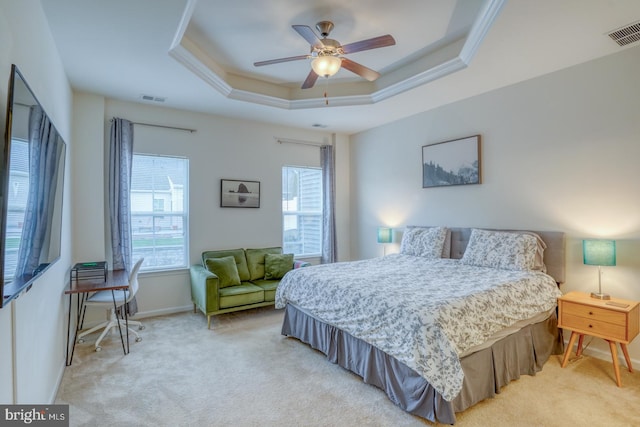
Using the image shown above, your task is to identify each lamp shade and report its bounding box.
[377,227,393,244]
[311,55,341,77]
[583,239,616,266]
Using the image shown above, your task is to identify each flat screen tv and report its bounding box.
[0,64,66,307]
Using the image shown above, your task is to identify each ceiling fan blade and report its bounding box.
[292,25,324,49]
[340,34,395,54]
[340,58,380,81]
[301,70,319,89]
[254,55,309,67]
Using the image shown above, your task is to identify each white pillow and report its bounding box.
[400,226,449,259]
[460,229,540,271]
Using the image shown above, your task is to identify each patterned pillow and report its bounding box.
[519,231,547,272]
[399,226,449,259]
[460,229,539,271]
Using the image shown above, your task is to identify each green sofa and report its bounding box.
[190,247,309,328]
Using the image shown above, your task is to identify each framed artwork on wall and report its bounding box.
[220,179,260,208]
[422,135,481,188]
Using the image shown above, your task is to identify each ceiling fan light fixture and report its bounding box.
[311,55,341,77]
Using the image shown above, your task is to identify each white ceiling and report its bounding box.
[40,0,640,134]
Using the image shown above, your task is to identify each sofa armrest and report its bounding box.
[293,260,311,269]
[190,264,220,313]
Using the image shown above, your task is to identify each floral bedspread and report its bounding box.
[275,255,562,401]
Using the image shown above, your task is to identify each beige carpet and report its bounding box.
[56,307,640,426]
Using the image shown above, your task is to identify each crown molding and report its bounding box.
[169,38,232,97]
[169,0,506,110]
[460,0,507,64]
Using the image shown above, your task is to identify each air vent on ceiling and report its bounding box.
[607,21,640,46]
[140,94,166,103]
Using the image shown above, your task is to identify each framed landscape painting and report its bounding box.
[220,179,260,208]
[422,135,481,188]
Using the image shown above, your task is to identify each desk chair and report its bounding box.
[77,258,145,351]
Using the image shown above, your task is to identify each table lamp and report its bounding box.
[583,239,616,300]
[377,227,393,256]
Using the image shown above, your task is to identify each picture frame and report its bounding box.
[422,135,481,188]
[220,179,260,208]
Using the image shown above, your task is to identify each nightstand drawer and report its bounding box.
[562,301,626,326]
[562,313,627,341]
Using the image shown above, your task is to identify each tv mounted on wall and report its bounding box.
[0,64,66,308]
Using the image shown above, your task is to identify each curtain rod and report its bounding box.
[110,119,196,133]
[275,137,325,147]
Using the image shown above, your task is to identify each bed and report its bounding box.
[275,227,566,424]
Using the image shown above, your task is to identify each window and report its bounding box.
[131,154,188,271]
[282,166,322,257]
[3,139,29,281]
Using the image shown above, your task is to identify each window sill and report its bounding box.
[294,255,321,265]
[139,267,189,278]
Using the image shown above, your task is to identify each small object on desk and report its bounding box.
[70,261,108,282]
[558,291,639,387]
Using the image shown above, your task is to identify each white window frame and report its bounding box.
[130,153,189,272]
[282,165,323,258]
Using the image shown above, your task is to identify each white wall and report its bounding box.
[0,0,73,404]
[350,46,640,362]
[71,96,351,319]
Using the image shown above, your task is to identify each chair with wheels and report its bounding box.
[77,258,145,351]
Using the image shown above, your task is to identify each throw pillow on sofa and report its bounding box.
[264,253,294,280]
[205,256,241,287]
[245,247,282,280]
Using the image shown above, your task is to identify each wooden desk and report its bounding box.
[558,291,640,386]
[65,269,130,365]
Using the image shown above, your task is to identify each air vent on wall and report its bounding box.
[140,94,166,103]
[607,20,640,46]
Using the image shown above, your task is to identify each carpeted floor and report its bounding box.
[56,307,640,426]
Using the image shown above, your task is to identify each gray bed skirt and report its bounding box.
[281,304,563,425]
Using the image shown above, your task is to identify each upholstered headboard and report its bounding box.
[448,228,566,284]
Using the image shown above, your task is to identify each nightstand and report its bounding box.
[558,291,640,386]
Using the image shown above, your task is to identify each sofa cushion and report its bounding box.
[251,279,279,302]
[205,256,241,288]
[202,249,250,281]
[218,282,264,309]
[264,253,294,280]
[245,247,282,280]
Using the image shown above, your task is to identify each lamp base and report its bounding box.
[590,292,611,300]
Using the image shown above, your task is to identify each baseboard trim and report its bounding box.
[52,358,66,403]
[563,338,640,367]
[133,305,193,319]
[76,305,194,330]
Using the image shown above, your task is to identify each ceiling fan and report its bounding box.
[254,21,396,89]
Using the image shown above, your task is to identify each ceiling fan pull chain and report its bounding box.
[324,77,330,106]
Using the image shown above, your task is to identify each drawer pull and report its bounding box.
[589,311,594,315]
[588,324,593,328]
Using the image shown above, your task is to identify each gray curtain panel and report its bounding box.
[108,117,137,314]
[14,105,64,278]
[320,144,337,264]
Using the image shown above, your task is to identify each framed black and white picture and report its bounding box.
[422,135,481,188]
[220,179,260,208]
